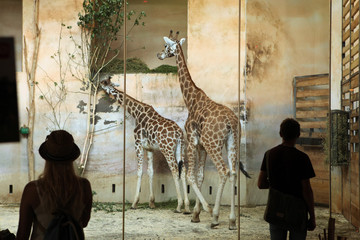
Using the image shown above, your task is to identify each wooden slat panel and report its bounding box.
[295,76,328,87]
[343,54,351,65]
[343,42,351,54]
[343,28,351,42]
[343,0,350,7]
[342,99,351,107]
[342,166,351,221]
[351,151,359,165]
[300,132,326,138]
[299,121,327,129]
[351,17,359,31]
[343,80,350,92]
[311,179,329,205]
[296,145,328,205]
[296,89,329,98]
[351,109,359,117]
[351,29,359,44]
[351,135,359,143]
[350,203,360,228]
[351,44,359,57]
[343,67,350,77]
[344,17,351,30]
[344,2,351,16]
[351,122,359,130]
[350,76,360,88]
[351,0,359,16]
[296,99,329,108]
[352,92,359,101]
[296,110,328,118]
[351,58,359,71]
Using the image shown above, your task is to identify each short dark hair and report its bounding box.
[279,118,300,141]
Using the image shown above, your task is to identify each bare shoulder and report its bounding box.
[79,177,92,192]
[23,180,37,193]
[79,177,91,185]
[21,180,40,207]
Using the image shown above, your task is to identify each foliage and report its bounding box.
[77,0,146,78]
[102,57,150,73]
[150,64,177,74]
[323,111,349,166]
[102,57,177,74]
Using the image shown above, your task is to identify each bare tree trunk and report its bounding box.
[24,0,41,181]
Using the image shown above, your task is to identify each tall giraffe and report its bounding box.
[157,31,250,230]
[100,76,190,214]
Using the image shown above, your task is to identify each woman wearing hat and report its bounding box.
[16,130,92,240]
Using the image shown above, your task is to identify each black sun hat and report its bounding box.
[39,130,80,162]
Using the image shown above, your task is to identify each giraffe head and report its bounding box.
[157,30,186,60]
[100,75,120,95]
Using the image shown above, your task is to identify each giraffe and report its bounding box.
[100,76,190,214]
[157,31,250,230]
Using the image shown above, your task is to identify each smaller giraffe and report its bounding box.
[100,76,190,214]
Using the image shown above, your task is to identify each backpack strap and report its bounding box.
[265,150,271,185]
[34,216,47,234]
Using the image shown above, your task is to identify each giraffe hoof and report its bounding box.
[149,199,156,209]
[183,211,192,215]
[191,218,200,223]
[229,219,237,230]
[210,222,219,229]
[130,206,137,210]
[174,209,182,213]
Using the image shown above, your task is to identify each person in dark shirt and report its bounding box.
[258,118,316,240]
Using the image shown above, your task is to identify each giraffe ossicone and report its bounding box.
[100,76,190,214]
[157,30,250,230]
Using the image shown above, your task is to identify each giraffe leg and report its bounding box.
[147,151,155,209]
[227,131,239,230]
[211,172,228,228]
[229,171,237,230]
[178,139,190,214]
[188,145,212,222]
[181,165,191,214]
[131,142,144,209]
[161,143,184,213]
[171,170,184,213]
[185,121,212,222]
[203,145,229,229]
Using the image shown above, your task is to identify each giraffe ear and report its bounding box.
[179,38,186,46]
[164,36,174,45]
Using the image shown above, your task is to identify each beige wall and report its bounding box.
[111,0,187,69]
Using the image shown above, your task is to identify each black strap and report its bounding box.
[265,151,271,186]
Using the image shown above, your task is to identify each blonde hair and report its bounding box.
[38,161,83,214]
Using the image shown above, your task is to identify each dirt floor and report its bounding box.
[1,204,359,239]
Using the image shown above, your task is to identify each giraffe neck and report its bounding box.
[105,87,148,120]
[175,44,202,109]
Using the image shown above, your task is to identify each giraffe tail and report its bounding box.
[178,160,183,179]
[240,161,251,178]
[175,136,184,179]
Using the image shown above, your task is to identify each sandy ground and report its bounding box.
[1,204,359,240]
